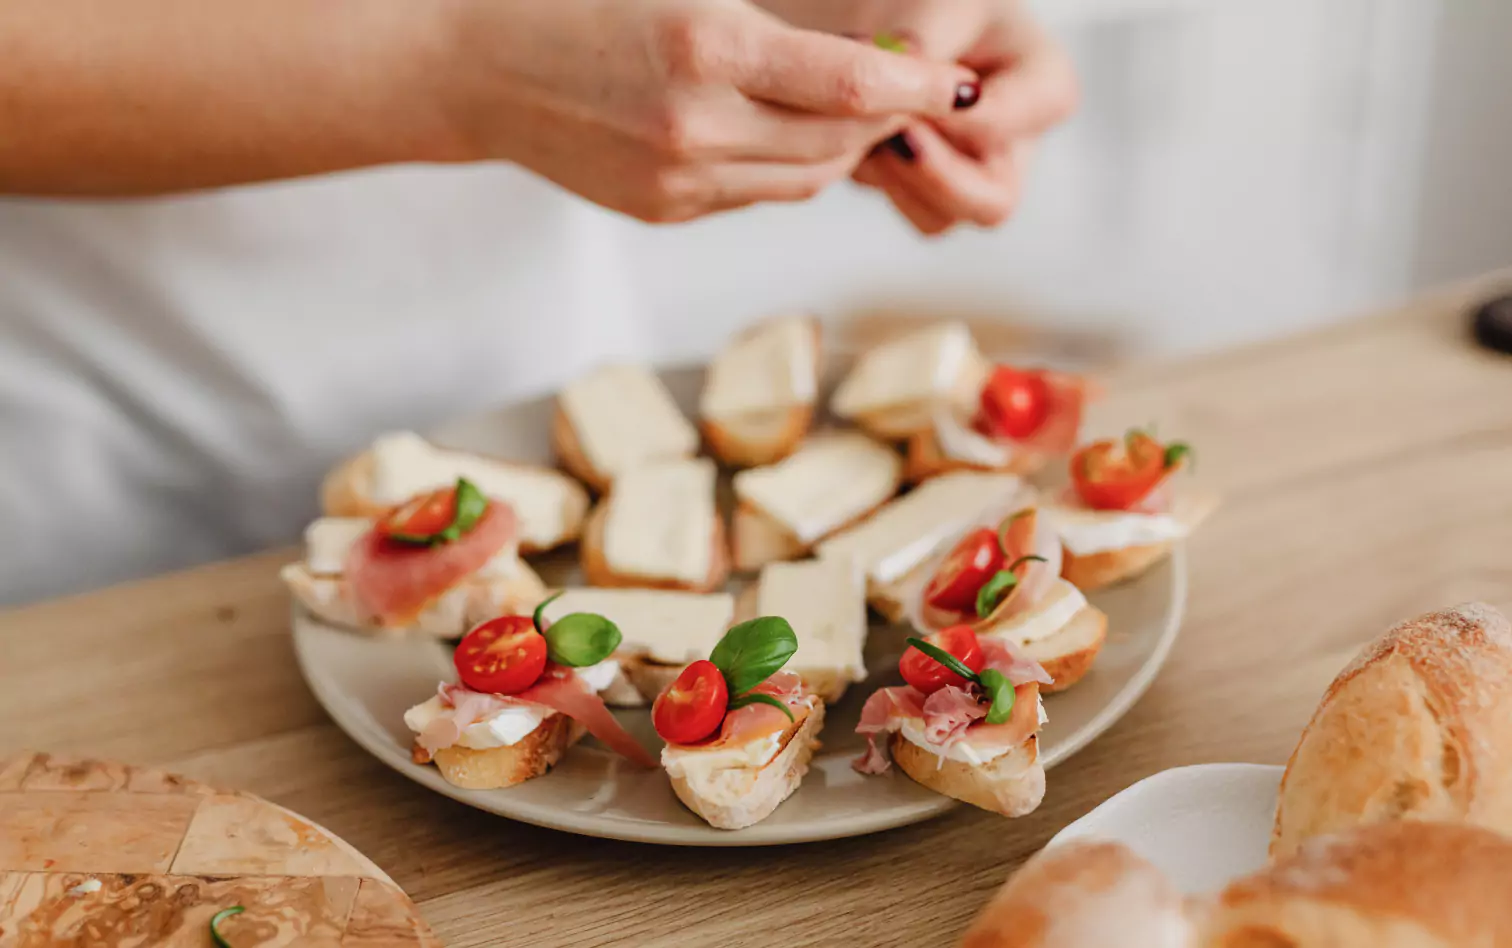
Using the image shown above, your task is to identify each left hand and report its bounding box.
[847,1,1078,235]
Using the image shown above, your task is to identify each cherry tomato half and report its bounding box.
[1071,431,1167,511]
[454,615,548,695]
[381,487,457,540]
[899,626,985,695]
[978,366,1053,440]
[924,528,1006,614]
[652,659,729,745]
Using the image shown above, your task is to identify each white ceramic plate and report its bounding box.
[1049,763,1285,892]
[292,364,1189,846]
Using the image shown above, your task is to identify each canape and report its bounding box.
[830,322,990,441]
[699,315,821,468]
[579,458,729,593]
[553,364,699,492]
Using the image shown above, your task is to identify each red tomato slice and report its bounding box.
[978,366,1053,440]
[924,527,1006,614]
[454,615,548,695]
[652,660,730,745]
[381,487,457,539]
[900,626,986,695]
[1071,431,1168,510]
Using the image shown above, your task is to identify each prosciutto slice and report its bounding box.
[675,671,812,752]
[1009,372,1089,455]
[852,676,1044,775]
[980,637,1054,687]
[913,507,1064,631]
[347,499,516,626]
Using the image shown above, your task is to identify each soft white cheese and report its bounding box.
[603,458,716,584]
[831,322,975,417]
[895,696,1047,766]
[1047,505,1189,556]
[366,431,576,549]
[302,515,521,579]
[933,406,1014,467]
[403,660,621,750]
[700,315,817,420]
[816,471,1024,585]
[984,580,1087,645]
[661,732,785,779]
[733,432,901,543]
[542,588,734,665]
[756,558,867,682]
[559,365,698,479]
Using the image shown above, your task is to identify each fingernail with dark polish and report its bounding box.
[954,80,982,110]
[884,132,917,163]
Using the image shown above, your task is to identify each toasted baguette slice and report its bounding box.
[421,717,587,791]
[1014,605,1108,693]
[734,559,869,703]
[960,840,1194,948]
[321,431,589,554]
[553,364,699,492]
[1271,602,1512,860]
[666,700,825,830]
[905,423,1046,484]
[892,733,1045,817]
[732,432,902,572]
[830,322,990,441]
[1053,490,1220,592]
[700,315,821,468]
[578,459,729,593]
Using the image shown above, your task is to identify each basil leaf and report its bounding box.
[904,637,980,684]
[532,590,564,635]
[975,570,1019,618]
[211,907,245,948]
[709,617,798,696]
[727,691,796,724]
[873,32,908,53]
[543,612,622,667]
[1164,443,1192,470]
[385,477,490,546]
[979,668,1017,725]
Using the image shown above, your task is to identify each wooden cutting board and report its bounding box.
[0,752,441,947]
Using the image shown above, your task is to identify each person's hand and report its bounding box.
[837,1,1078,235]
[439,0,984,223]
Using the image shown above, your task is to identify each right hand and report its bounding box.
[438,0,981,222]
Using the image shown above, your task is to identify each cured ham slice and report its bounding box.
[852,677,1043,774]
[1009,372,1087,455]
[914,507,1064,631]
[682,671,812,752]
[980,637,1054,687]
[346,499,516,625]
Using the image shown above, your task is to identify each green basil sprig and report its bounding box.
[532,591,622,667]
[904,636,1017,723]
[973,555,1049,618]
[211,907,244,948]
[1164,442,1192,469]
[710,617,799,723]
[387,477,489,546]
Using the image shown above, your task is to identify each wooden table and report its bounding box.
[5,278,1512,947]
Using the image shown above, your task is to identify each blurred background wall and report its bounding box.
[615,0,1509,364]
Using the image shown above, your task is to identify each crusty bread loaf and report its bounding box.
[904,427,1046,485]
[892,733,1045,818]
[960,840,1194,948]
[1207,820,1512,947]
[1271,602,1512,859]
[422,716,587,790]
[578,498,730,593]
[667,701,825,830]
[1007,604,1109,694]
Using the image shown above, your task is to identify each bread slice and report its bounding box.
[666,701,825,830]
[904,424,1046,484]
[830,321,990,441]
[960,840,1194,948]
[734,559,869,703]
[577,459,729,593]
[976,602,1109,694]
[553,364,699,493]
[421,717,587,790]
[891,733,1045,817]
[700,315,821,468]
[321,431,589,554]
[1271,602,1512,860]
[1053,489,1221,591]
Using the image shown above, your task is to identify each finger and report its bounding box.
[852,154,887,188]
[740,22,981,118]
[739,103,904,163]
[661,156,854,214]
[884,124,1021,227]
[868,153,954,236]
[941,32,1078,155]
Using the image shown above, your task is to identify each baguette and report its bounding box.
[891,733,1045,818]
[666,700,825,830]
[702,406,814,469]
[700,315,821,468]
[959,840,1194,948]
[1012,602,1108,694]
[419,717,587,791]
[1271,602,1512,859]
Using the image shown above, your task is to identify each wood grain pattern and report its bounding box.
[0,756,439,947]
[2,275,1512,946]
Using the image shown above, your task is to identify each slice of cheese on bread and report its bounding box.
[554,364,698,491]
[732,432,902,572]
[321,431,589,553]
[581,458,728,592]
[830,321,990,440]
[700,315,821,468]
[742,558,868,703]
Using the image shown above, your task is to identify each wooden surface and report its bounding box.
[4,277,1512,947]
[0,753,440,947]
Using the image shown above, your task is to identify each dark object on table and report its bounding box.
[1471,293,1512,354]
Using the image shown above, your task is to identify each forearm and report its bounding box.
[0,0,471,196]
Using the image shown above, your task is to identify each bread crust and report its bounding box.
[667,701,825,830]
[551,403,612,494]
[891,732,1045,817]
[843,344,990,442]
[1271,602,1512,860]
[1001,604,1109,694]
[701,405,813,469]
[904,426,1047,485]
[319,445,589,554]
[424,716,587,790]
[960,840,1193,948]
[1060,541,1173,592]
[578,495,730,593]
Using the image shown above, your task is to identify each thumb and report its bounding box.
[737,21,980,119]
